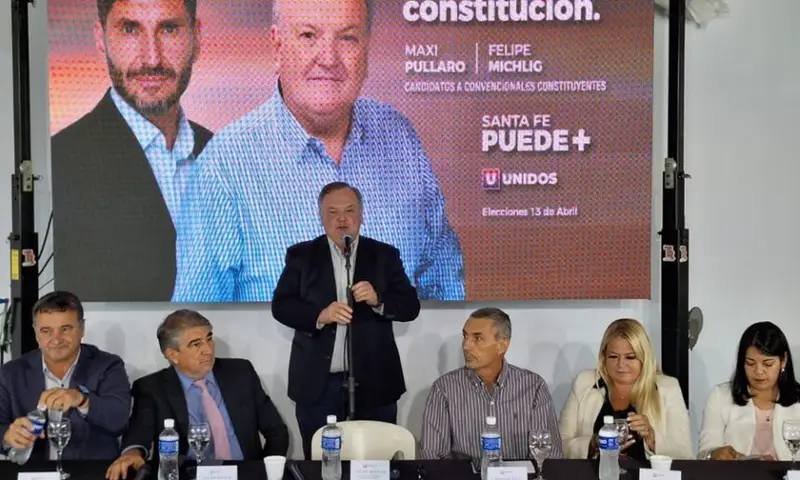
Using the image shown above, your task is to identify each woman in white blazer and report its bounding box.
[699,321,800,460]
[559,318,693,460]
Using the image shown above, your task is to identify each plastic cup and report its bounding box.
[264,455,286,480]
[650,454,673,471]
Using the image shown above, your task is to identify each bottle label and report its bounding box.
[27,417,45,436]
[321,435,341,451]
[598,435,619,450]
[481,435,501,452]
[159,439,179,456]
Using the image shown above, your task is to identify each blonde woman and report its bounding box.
[559,319,693,459]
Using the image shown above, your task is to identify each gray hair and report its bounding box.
[157,309,212,353]
[272,0,373,32]
[469,307,512,340]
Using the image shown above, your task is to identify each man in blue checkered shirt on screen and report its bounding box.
[173,0,464,302]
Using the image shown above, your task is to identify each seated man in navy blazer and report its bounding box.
[0,291,131,460]
[105,309,289,480]
[272,182,421,459]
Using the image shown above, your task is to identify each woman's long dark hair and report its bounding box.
[731,321,800,406]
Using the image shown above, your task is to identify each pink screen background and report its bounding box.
[49,0,654,301]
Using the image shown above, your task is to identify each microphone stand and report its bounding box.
[343,240,357,421]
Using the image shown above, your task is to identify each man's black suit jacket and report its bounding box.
[272,235,421,410]
[122,358,288,461]
[51,89,212,301]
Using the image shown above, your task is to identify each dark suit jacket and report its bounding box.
[0,344,131,460]
[50,89,213,301]
[272,235,421,409]
[122,358,288,461]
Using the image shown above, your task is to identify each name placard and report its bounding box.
[786,471,800,480]
[197,465,238,480]
[498,460,535,474]
[639,468,681,480]
[351,460,390,480]
[18,474,60,480]
[487,465,527,480]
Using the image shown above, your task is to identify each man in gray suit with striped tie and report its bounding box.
[420,307,563,460]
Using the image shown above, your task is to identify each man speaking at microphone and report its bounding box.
[272,182,420,459]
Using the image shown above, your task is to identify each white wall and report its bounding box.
[0,3,13,303]
[684,0,800,444]
[1,0,798,460]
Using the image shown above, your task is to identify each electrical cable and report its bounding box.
[1,299,16,364]
[39,210,53,254]
[38,253,53,276]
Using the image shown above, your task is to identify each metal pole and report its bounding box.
[8,0,39,359]
[661,0,690,405]
[344,245,356,420]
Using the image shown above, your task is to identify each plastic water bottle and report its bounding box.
[480,416,502,480]
[7,407,46,465]
[321,415,342,480]
[598,415,620,480]
[158,418,180,480]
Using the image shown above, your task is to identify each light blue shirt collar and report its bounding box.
[109,87,194,160]
[271,82,367,164]
[174,367,219,394]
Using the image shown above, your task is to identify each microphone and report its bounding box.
[288,462,306,480]
[343,234,353,258]
[133,464,152,480]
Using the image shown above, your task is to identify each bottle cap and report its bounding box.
[164,418,175,428]
[327,415,337,424]
[486,416,497,426]
[603,415,614,424]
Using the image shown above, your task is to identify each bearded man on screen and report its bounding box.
[51,0,212,301]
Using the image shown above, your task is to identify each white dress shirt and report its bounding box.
[42,350,88,459]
